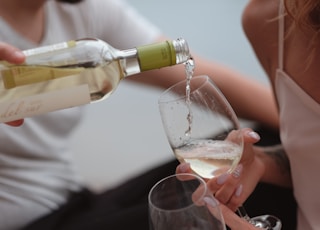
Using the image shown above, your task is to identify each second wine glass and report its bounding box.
[148,173,226,230]
[158,75,281,230]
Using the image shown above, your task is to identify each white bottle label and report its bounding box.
[23,41,76,56]
[0,84,90,122]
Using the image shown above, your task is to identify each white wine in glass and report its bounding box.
[159,75,243,179]
[158,75,282,230]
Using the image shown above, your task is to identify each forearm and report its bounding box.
[146,52,280,130]
[132,56,279,130]
[128,36,279,129]
[193,56,279,130]
[256,144,292,187]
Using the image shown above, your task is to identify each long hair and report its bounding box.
[284,0,320,67]
[284,0,320,33]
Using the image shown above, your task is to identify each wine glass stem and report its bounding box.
[237,205,256,225]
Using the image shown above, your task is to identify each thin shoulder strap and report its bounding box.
[278,0,285,70]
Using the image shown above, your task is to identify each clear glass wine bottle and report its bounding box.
[0,38,190,122]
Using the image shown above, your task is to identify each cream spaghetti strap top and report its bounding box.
[275,1,320,229]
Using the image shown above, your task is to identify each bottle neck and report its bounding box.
[118,38,190,77]
[117,48,141,77]
[172,38,190,64]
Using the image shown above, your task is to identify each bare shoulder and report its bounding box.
[242,0,279,40]
[242,0,279,77]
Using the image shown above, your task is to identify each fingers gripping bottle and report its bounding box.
[0,38,190,122]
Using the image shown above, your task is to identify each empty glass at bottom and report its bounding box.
[148,173,226,230]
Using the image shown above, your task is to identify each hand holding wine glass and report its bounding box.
[158,75,282,230]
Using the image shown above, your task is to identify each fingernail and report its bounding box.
[232,164,243,178]
[178,163,190,173]
[235,184,243,197]
[203,196,219,207]
[13,51,25,59]
[248,131,260,141]
[217,173,228,185]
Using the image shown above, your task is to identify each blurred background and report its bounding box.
[70,0,269,191]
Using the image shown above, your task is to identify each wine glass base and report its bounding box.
[251,215,282,230]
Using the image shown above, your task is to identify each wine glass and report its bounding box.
[148,173,226,230]
[158,75,281,230]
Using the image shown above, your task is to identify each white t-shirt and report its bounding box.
[0,0,161,229]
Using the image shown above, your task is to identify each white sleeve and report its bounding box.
[85,0,162,49]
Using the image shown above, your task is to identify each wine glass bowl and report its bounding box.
[158,75,243,179]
